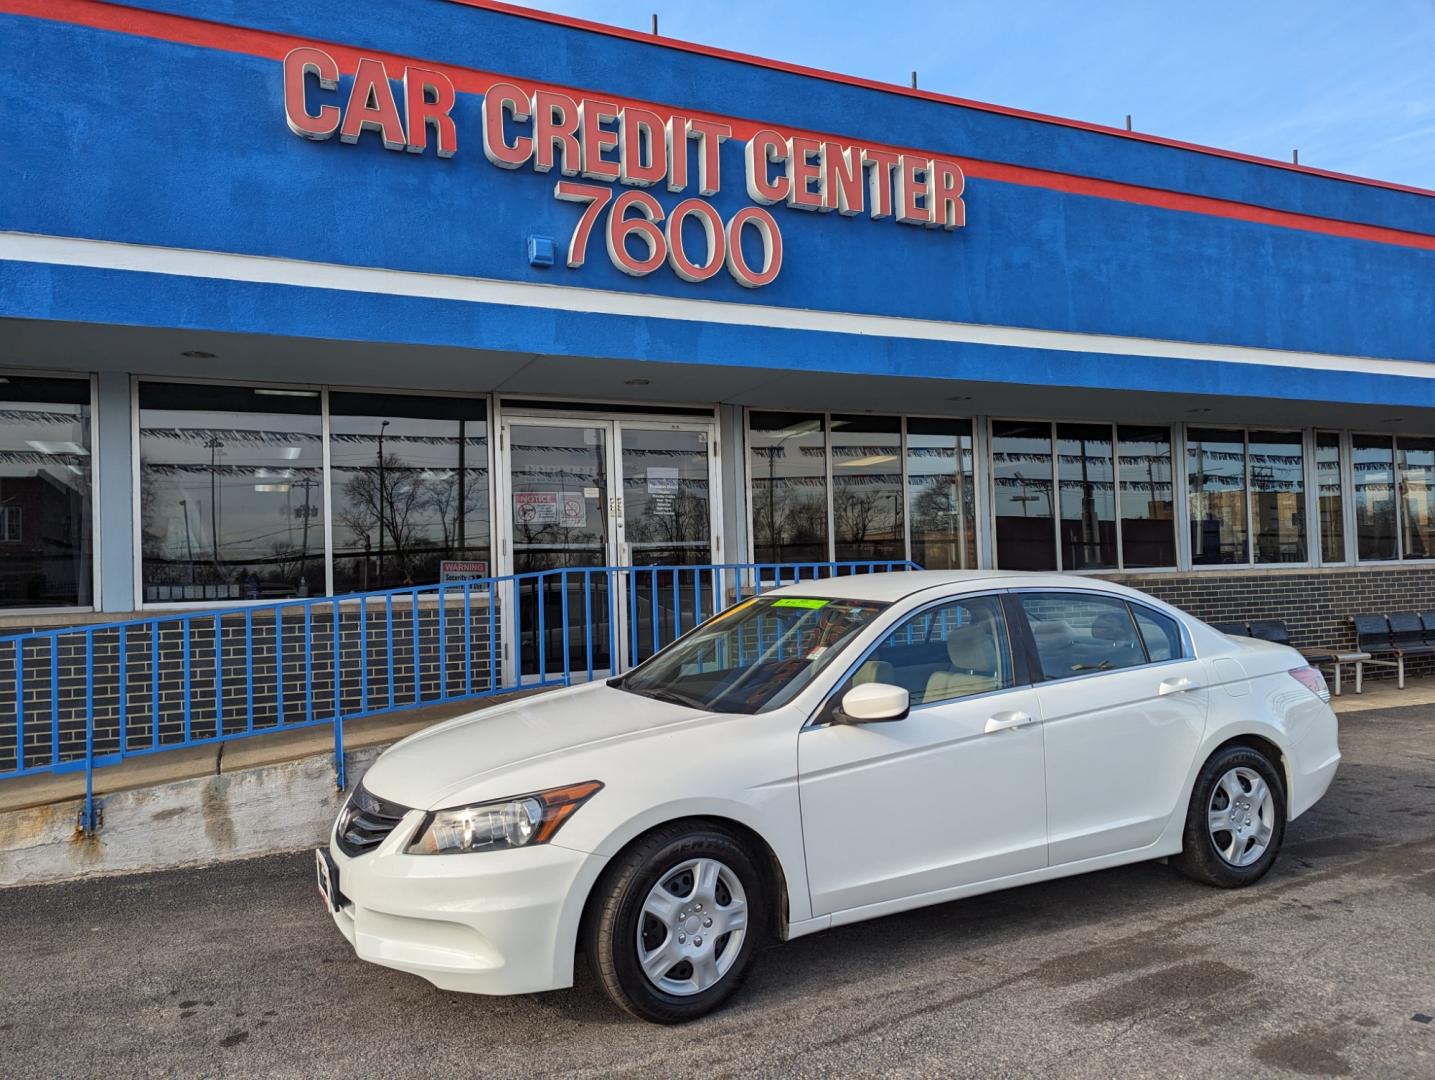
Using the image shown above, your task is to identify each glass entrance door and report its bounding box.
[619,423,718,663]
[504,419,617,679]
[499,414,719,680]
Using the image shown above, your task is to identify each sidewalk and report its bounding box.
[1330,675,1435,715]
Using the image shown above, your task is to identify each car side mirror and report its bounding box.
[838,682,910,723]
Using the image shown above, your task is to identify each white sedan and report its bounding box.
[317,570,1340,1022]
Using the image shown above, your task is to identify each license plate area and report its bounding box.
[315,847,344,913]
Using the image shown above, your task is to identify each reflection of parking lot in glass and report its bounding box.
[508,422,612,678]
[507,421,716,676]
[623,427,714,664]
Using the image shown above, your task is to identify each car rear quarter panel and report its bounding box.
[1195,643,1340,821]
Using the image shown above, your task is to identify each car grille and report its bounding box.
[335,782,412,857]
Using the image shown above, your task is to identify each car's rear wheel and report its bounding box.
[584,823,764,1023]
[1173,744,1286,887]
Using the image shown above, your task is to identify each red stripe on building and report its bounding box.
[6,0,1435,253]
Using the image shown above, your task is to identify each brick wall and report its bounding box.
[1110,564,1435,678]
[0,599,498,774]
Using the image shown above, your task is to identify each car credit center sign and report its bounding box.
[282,47,967,288]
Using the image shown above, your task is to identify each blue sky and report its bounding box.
[514,0,1435,190]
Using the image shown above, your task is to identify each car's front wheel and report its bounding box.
[584,823,765,1023]
[1173,743,1286,887]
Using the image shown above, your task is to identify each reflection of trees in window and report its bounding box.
[329,393,488,592]
[749,413,827,563]
[336,453,429,584]
[137,385,326,601]
[831,416,902,562]
[0,381,94,608]
[907,419,975,571]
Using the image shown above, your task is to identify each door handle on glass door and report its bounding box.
[1158,677,1197,695]
[984,711,1032,734]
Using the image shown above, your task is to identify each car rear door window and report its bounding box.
[860,595,1015,706]
[1018,594,1148,680]
[1131,606,1182,662]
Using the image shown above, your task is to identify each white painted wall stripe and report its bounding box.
[2,230,1430,379]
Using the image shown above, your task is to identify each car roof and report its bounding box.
[760,569,1136,604]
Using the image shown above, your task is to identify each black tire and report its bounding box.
[1173,743,1287,888]
[584,822,766,1023]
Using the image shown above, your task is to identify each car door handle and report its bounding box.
[984,711,1033,734]
[1158,677,1199,696]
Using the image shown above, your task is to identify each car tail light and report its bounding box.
[1289,666,1331,703]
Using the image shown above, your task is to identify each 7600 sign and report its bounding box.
[555,182,782,288]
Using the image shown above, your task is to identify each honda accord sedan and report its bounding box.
[317,570,1340,1022]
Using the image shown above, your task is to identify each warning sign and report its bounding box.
[440,560,489,582]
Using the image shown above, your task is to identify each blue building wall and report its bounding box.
[2,0,1433,406]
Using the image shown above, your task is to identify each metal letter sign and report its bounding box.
[281,47,966,288]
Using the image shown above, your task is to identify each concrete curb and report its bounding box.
[0,746,384,889]
[0,692,541,888]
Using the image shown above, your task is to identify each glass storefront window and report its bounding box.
[329,392,489,593]
[831,415,903,563]
[1056,423,1116,570]
[991,420,1056,570]
[139,382,324,601]
[750,412,828,563]
[1117,425,1175,568]
[1398,436,1435,560]
[1187,427,1248,565]
[1353,434,1398,561]
[0,375,93,608]
[1315,432,1345,563]
[1249,430,1305,563]
[906,417,976,570]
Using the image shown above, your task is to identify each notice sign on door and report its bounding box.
[515,491,559,524]
[647,467,679,514]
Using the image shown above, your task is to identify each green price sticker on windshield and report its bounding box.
[771,598,830,609]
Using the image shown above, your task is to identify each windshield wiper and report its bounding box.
[646,687,709,710]
[615,682,708,710]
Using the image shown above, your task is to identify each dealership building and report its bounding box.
[4,0,1435,662]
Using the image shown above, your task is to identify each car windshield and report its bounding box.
[611,596,888,714]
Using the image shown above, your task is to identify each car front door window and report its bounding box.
[846,594,1014,708]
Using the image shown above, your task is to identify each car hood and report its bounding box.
[359,681,716,810]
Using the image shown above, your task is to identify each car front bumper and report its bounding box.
[326,821,608,996]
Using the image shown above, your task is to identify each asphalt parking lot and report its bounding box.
[3,706,1434,1079]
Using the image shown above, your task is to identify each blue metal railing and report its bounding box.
[0,560,918,830]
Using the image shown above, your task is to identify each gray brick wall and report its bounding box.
[0,600,498,773]
[1108,564,1435,678]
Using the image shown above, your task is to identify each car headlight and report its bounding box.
[406,781,603,855]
